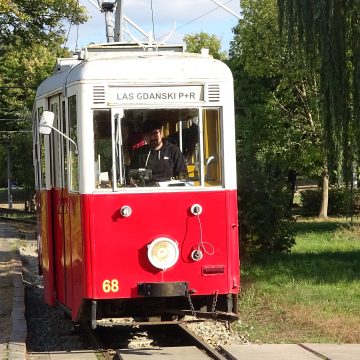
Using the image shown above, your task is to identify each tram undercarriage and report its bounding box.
[78,292,238,328]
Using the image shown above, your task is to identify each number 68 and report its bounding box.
[102,279,119,293]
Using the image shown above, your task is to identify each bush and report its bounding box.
[300,188,360,216]
[238,163,295,259]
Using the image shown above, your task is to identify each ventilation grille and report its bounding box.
[207,84,221,102]
[93,86,106,104]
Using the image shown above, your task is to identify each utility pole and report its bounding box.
[114,0,125,42]
[97,0,150,44]
[101,0,126,43]
[101,1,117,42]
[5,143,12,209]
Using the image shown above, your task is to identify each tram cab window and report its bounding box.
[202,109,222,186]
[93,108,223,190]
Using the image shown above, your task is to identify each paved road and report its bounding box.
[0,223,26,360]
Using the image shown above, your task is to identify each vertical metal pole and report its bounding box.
[114,0,125,42]
[6,143,12,209]
[105,10,114,42]
[91,300,97,329]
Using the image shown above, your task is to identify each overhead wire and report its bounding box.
[157,0,237,41]
[63,23,72,49]
[69,0,238,47]
[63,0,82,51]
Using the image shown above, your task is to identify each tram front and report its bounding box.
[35,45,240,325]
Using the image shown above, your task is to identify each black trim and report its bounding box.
[138,282,188,297]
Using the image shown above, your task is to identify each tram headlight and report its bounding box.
[147,237,179,270]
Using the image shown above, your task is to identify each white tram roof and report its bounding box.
[36,43,233,99]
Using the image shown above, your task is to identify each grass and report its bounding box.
[2,212,36,221]
[236,217,360,343]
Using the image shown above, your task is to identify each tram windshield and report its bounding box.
[93,108,222,189]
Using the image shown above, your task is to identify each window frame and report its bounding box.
[92,106,224,192]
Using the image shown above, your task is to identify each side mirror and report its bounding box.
[38,110,79,154]
[39,111,55,135]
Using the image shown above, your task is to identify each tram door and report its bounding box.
[49,96,70,307]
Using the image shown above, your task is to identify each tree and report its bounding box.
[0,41,68,194]
[0,0,87,203]
[228,0,329,256]
[230,0,324,179]
[184,32,227,60]
[0,0,87,45]
[0,0,87,122]
[277,1,360,189]
[0,40,67,116]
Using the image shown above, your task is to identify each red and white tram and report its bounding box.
[33,43,240,327]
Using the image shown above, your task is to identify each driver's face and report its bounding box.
[145,129,162,148]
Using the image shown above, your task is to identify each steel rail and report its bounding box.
[298,343,332,360]
[79,321,113,360]
[176,323,228,360]
[0,216,36,225]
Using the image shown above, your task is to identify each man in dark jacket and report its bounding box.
[129,119,187,183]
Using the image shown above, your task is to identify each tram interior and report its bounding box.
[93,108,222,189]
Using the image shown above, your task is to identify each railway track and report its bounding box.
[0,207,36,225]
[82,321,230,360]
[175,323,228,360]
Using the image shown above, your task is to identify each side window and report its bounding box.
[68,95,79,191]
[202,108,222,186]
[94,109,112,188]
[38,107,46,189]
[62,101,68,188]
[37,107,46,189]
[50,102,60,187]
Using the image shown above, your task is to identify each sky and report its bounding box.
[65,0,241,52]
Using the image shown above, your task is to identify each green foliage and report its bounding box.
[0,0,83,192]
[277,1,360,186]
[183,32,227,60]
[300,188,360,216]
[228,0,327,257]
[0,0,88,46]
[11,134,34,190]
[238,158,295,259]
[233,70,295,258]
[230,0,324,177]
[0,41,66,118]
[233,0,283,77]
[0,42,70,190]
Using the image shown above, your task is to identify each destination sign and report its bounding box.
[108,86,204,105]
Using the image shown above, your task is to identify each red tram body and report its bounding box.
[33,44,240,327]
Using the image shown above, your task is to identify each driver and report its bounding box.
[129,119,187,183]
